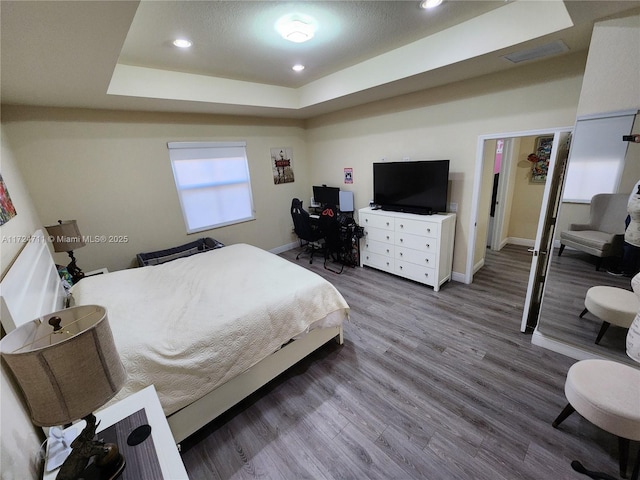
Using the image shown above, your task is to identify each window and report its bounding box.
[168,141,255,233]
[562,112,636,203]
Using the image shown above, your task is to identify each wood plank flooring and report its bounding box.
[539,247,633,363]
[180,245,638,479]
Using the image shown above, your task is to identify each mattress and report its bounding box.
[71,243,349,415]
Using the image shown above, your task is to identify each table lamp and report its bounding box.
[45,220,86,284]
[0,305,127,480]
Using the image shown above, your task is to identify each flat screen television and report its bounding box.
[373,160,449,215]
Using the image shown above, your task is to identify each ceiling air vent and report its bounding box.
[502,40,569,64]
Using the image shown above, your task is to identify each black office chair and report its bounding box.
[319,204,345,274]
[291,198,323,264]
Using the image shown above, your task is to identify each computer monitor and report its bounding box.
[312,185,340,207]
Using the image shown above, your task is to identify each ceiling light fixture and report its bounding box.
[173,38,192,48]
[292,64,305,72]
[420,0,443,9]
[276,15,316,43]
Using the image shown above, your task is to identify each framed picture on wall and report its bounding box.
[529,136,553,184]
[271,147,295,184]
[0,173,17,225]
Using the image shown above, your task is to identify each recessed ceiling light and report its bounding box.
[292,64,305,72]
[173,38,192,48]
[276,15,316,43]
[420,0,443,9]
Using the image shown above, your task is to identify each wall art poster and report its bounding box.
[344,167,353,184]
[530,136,553,184]
[0,174,17,225]
[271,147,295,184]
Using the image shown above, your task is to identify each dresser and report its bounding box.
[358,207,456,291]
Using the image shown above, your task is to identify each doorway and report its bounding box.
[466,126,573,288]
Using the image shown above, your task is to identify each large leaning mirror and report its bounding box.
[535,112,640,366]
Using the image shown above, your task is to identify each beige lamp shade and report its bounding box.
[45,220,86,252]
[0,305,126,427]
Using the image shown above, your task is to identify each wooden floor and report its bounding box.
[180,245,638,480]
[539,246,633,364]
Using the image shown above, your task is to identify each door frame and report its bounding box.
[489,138,515,251]
[466,126,573,285]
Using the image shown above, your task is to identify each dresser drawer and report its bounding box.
[360,213,394,231]
[365,227,395,244]
[362,251,394,272]
[363,238,394,257]
[395,260,435,286]
[396,231,438,252]
[396,247,436,268]
[395,218,439,238]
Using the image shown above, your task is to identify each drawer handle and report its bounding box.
[424,273,429,277]
[386,249,389,253]
[425,258,429,263]
[386,222,390,226]
[400,224,404,228]
[386,262,389,266]
[365,218,369,222]
[399,265,403,270]
[386,236,390,240]
[426,243,430,248]
[427,228,431,233]
[400,238,403,242]
[399,252,403,256]
[366,256,369,260]
[366,243,369,248]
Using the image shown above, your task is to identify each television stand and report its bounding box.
[358,207,456,291]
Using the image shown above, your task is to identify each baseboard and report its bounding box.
[270,241,299,255]
[473,258,485,275]
[506,237,535,248]
[451,271,466,284]
[531,329,611,362]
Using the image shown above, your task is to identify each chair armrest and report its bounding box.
[568,223,592,231]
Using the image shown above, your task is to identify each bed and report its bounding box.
[0,230,348,444]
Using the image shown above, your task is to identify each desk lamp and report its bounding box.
[0,305,127,480]
[45,220,86,284]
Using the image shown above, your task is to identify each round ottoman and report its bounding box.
[580,286,639,344]
[553,359,640,478]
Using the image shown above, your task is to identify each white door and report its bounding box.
[520,131,572,332]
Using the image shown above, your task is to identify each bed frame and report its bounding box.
[0,230,343,444]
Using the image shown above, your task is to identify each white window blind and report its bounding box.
[562,112,636,202]
[168,142,255,233]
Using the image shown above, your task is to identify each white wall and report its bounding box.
[2,109,308,272]
[0,125,45,479]
[577,12,640,117]
[306,53,584,275]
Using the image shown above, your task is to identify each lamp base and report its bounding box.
[66,250,84,284]
[55,415,125,480]
[82,444,125,480]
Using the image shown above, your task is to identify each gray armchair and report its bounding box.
[558,193,628,270]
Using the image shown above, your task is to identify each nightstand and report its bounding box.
[43,385,188,479]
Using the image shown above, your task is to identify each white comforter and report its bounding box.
[71,244,349,416]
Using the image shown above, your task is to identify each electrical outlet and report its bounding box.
[449,202,458,212]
